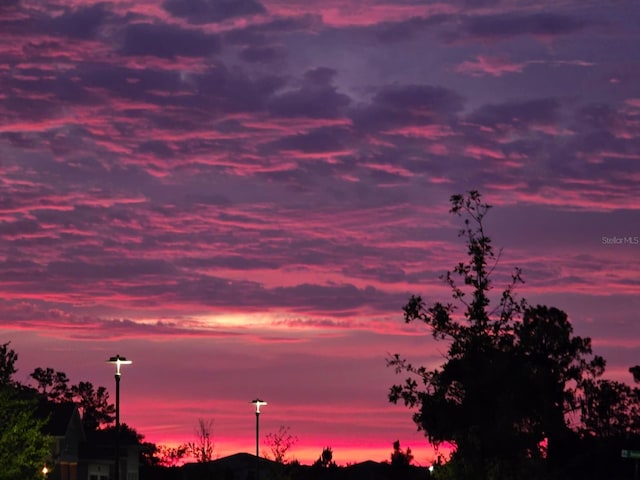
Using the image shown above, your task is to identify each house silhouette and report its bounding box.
[38,401,141,480]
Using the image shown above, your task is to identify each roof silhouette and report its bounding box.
[37,401,79,436]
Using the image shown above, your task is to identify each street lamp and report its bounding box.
[251,398,267,480]
[107,355,132,480]
[42,465,49,478]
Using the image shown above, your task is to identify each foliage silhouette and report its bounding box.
[0,341,18,387]
[150,443,189,467]
[312,446,336,469]
[265,425,298,464]
[388,190,639,480]
[30,367,74,402]
[389,440,413,480]
[72,380,116,431]
[187,418,215,463]
[390,440,413,467]
[28,365,116,431]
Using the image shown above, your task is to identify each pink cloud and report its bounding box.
[264,0,457,27]
[455,55,526,77]
[464,144,506,160]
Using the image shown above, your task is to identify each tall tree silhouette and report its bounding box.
[388,191,611,480]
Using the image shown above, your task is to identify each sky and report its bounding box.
[1,0,640,467]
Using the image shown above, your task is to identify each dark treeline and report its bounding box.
[141,450,428,480]
[389,191,640,480]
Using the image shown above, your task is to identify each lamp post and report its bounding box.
[107,355,132,480]
[251,398,267,480]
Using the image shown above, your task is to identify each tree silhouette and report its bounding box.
[27,366,117,433]
[580,377,639,438]
[389,440,414,480]
[72,381,115,431]
[28,367,115,430]
[312,446,336,468]
[265,425,298,464]
[152,444,189,467]
[514,305,601,469]
[0,342,18,387]
[387,191,624,480]
[389,192,532,478]
[390,440,413,467]
[187,418,215,463]
[30,367,73,402]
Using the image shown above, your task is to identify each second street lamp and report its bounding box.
[251,398,267,480]
[107,354,132,480]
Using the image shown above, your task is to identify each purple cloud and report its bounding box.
[119,23,221,58]
[163,0,266,24]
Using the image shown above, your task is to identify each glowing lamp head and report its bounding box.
[42,466,49,476]
[251,398,267,413]
[107,354,132,375]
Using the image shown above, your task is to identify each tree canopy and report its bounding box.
[0,343,51,480]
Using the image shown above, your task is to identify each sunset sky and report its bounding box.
[1,0,640,466]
